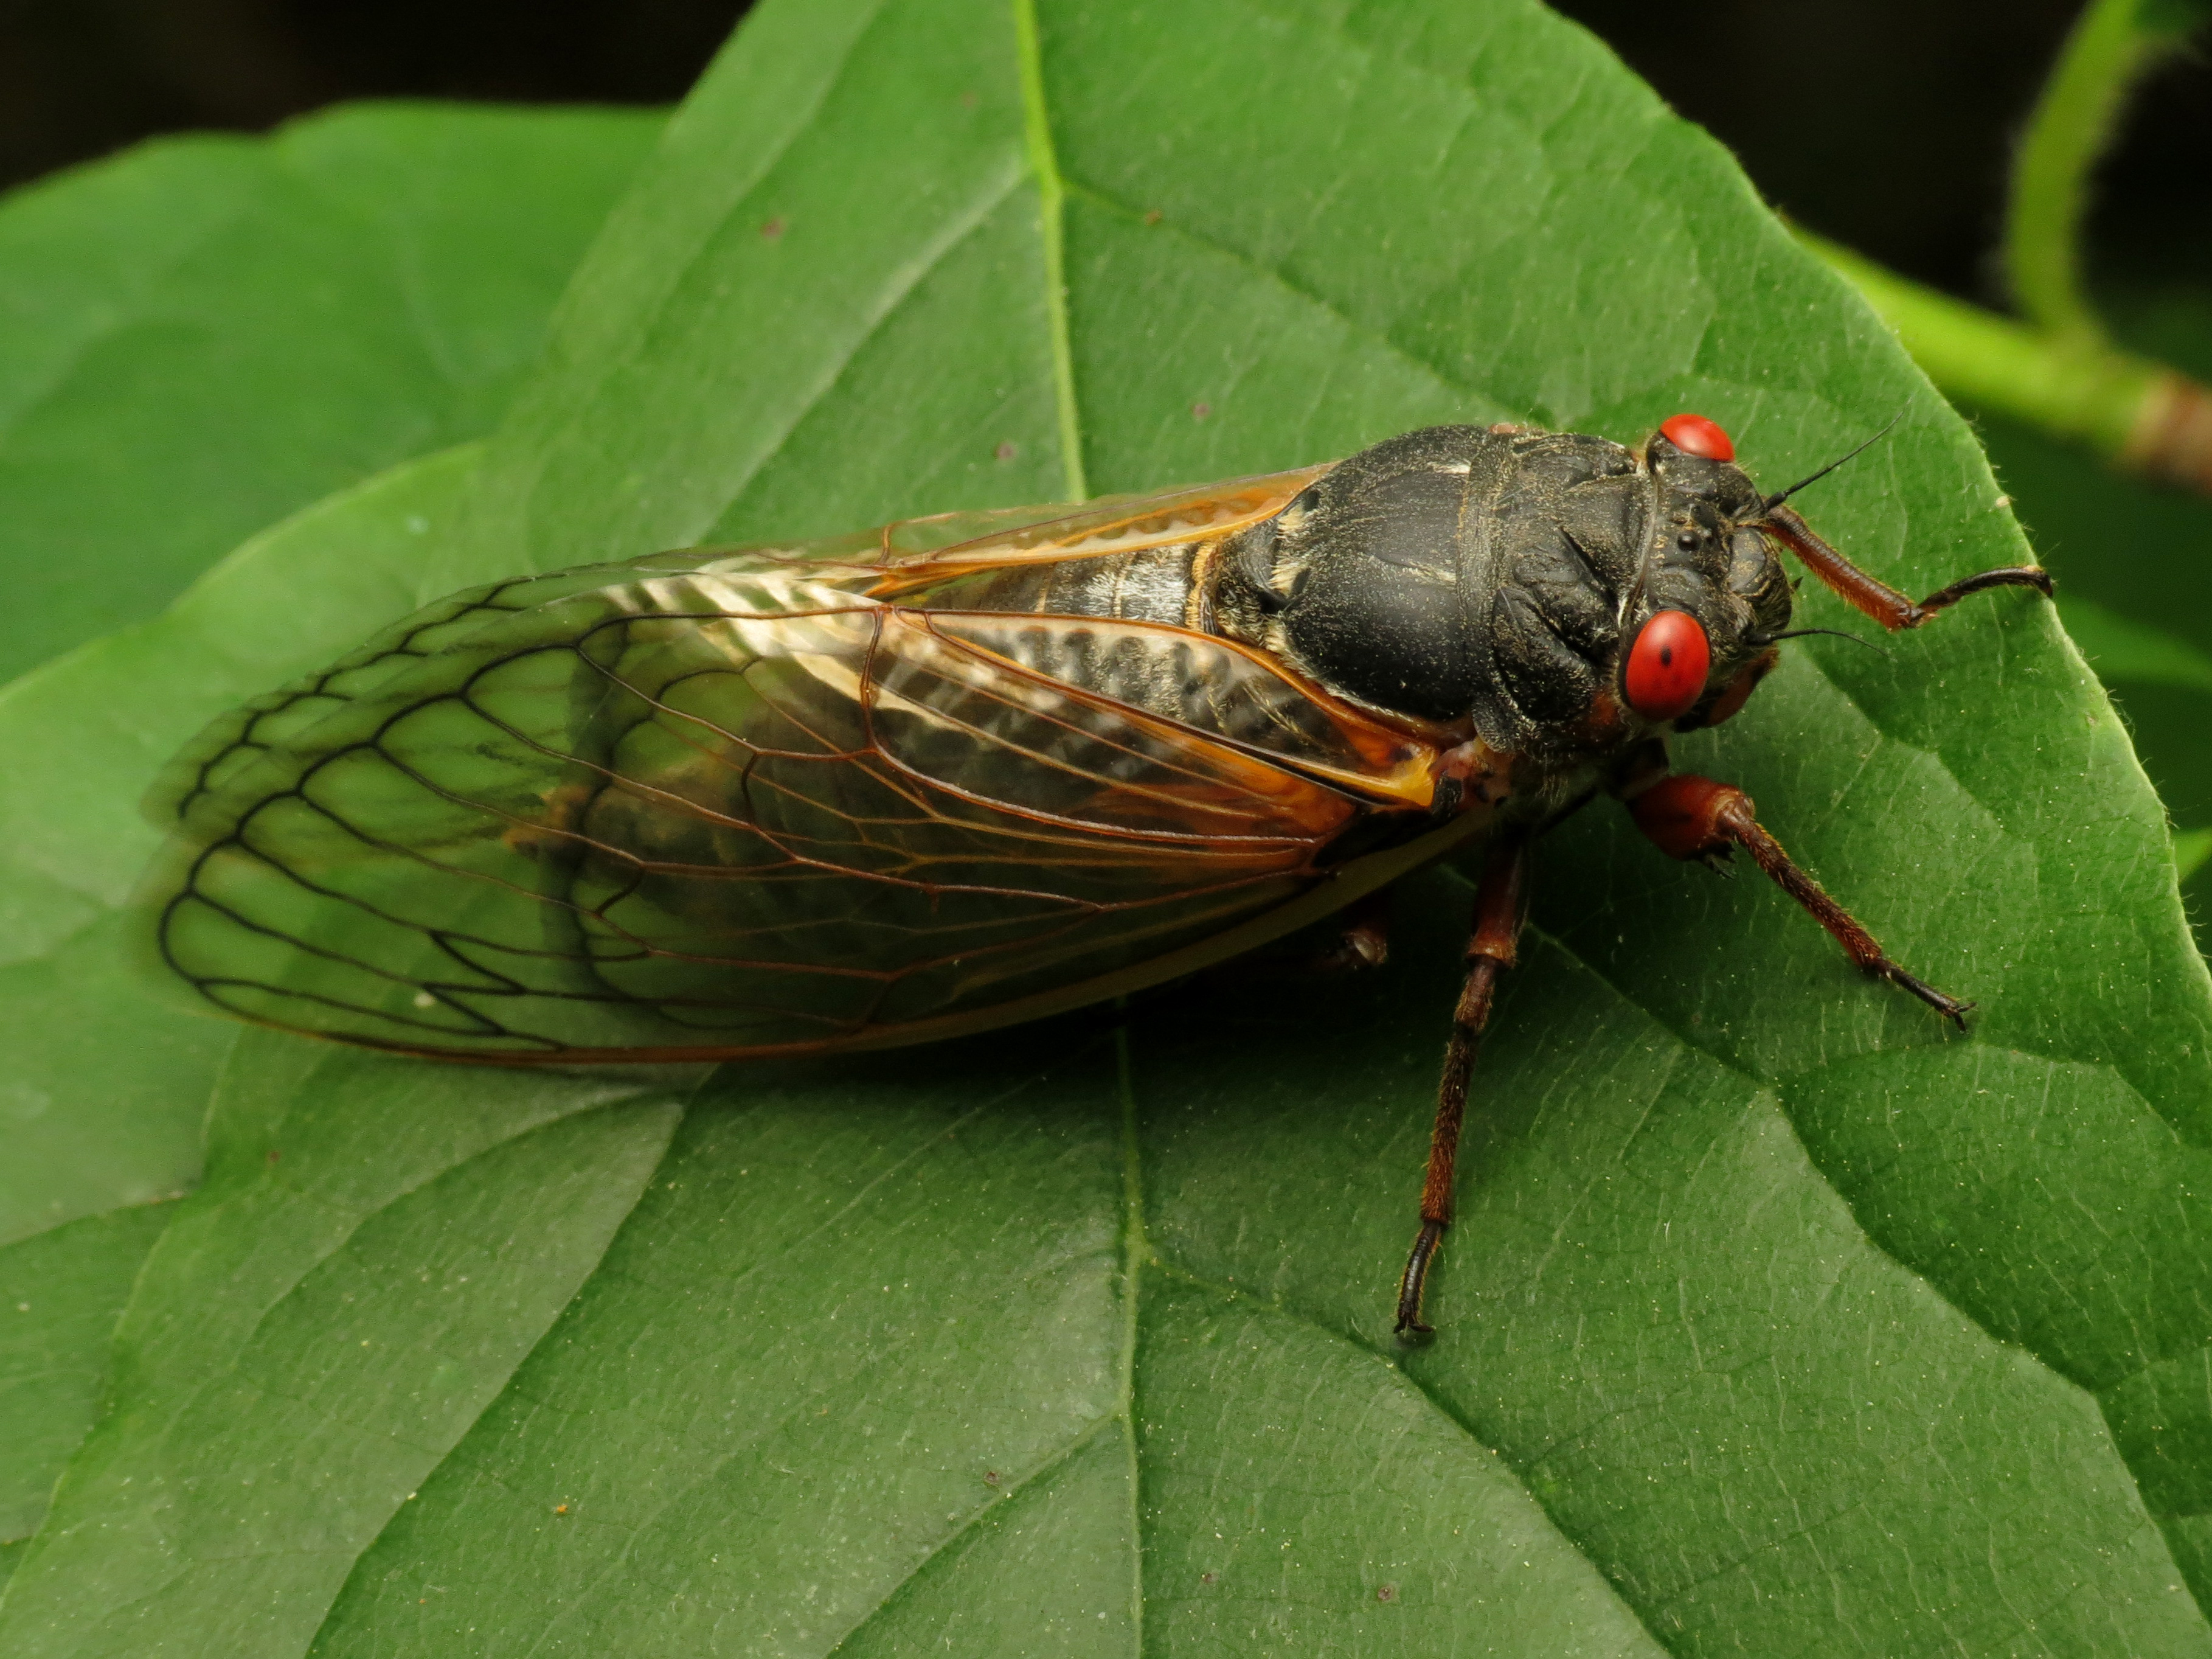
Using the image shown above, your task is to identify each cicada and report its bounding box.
[140,413,2050,1331]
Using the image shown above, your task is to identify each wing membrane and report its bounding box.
[142,541,1446,1061]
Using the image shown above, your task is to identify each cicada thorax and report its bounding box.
[1201,423,1794,769]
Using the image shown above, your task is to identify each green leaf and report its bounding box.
[0,445,476,1247]
[0,448,482,1566]
[0,1203,175,1571]
[2059,595,2212,692]
[0,101,659,686]
[8,0,2212,1654]
[0,1032,684,1652]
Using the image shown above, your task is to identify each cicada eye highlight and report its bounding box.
[1623,609,1711,722]
[1659,412,1734,462]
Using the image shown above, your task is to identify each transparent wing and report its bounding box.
[146,466,1329,831]
[146,563,653,830]
[155,470,1330,829]
[140,548,1442,1062]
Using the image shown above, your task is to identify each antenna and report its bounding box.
[1747,625,1890,658]
[1758,408,1907,513]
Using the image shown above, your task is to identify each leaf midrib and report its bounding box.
[1011,0,1087,505]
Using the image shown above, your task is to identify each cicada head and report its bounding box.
[1236,417,1798,759]
[1628,416,1795,732]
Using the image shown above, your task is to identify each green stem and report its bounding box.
[2005,0,2206,341]
[1803,231,2212,496]
[1804,231,2160,454]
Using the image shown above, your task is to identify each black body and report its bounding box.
[1215,425,1794,751]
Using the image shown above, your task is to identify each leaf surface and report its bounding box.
[6,0,2212,1654]
[0,100,656,1556]
[0,1202,173,1588]
[0,448,477,1567]
[0,102,657,684]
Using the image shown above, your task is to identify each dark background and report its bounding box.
[2,0,2207,304]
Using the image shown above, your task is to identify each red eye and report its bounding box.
[1659,412,1734,461]
[1624,610,1711,722]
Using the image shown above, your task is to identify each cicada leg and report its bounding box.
[1309,887,1393,974]
[1185,890,1395,1004]
[1394,835,1531,1337]
[1629,773,1970,1026]
[1760,502,2051,630]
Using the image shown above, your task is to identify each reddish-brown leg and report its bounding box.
[1629,773,1969,1026]
[1761,502,2051,631]
[1395,835,1530,1336]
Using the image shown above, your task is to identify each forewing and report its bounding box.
[141,554,1411,1060]
[865,465,1328,587]
[147,561,730,830]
